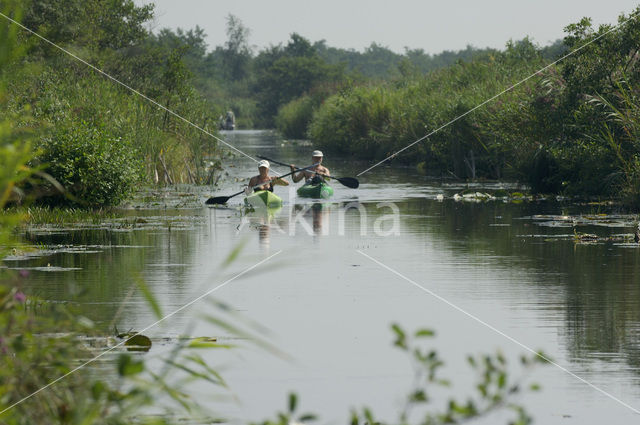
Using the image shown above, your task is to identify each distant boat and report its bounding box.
[219,110,235,130]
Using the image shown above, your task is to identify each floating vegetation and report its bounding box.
[124,334,153,352]
[453,192,496,202]
[7,265,83,272]
[116,331,153,352]
[0,206,118,227]
[514,212,640,245]
[516,213,640,245]
[3,244,150,262]
[526,214,637,229]
[517,232,639,245]
[450,191,535,203]
[21,214,207,233]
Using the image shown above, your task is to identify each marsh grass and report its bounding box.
[8,206,117,226]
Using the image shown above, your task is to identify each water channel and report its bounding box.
[7,130,640,424]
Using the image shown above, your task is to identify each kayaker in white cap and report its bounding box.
[247,160,289,193]
[290,150,330,183]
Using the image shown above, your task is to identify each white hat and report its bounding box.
[257,160,270,168]
[311,150,323,157]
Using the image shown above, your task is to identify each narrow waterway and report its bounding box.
[8,130,640,424]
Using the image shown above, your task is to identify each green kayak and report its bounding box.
[244,190,283,208]
[296,181,334,199]
[245,204,282,218]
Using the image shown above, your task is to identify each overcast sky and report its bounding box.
[136,1,639,54]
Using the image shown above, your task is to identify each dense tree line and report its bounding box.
[172,14,542,129]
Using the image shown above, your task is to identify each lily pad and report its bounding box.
[119,333,152,352]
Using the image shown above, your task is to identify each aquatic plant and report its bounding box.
[256,324,548,425]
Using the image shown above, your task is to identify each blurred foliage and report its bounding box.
[0,1,225,425]
[256,324,548,425]
[0,267,246,425]
[1,0,37,253]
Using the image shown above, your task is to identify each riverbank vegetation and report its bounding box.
[5,1,640,208]
[2,0,226,208]
[303,9,640,205]
[189,6,640,205]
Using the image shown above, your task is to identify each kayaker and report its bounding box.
[290,150,330,184]
[246,160,289,193]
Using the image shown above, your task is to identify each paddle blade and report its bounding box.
[336,177,359,189]
[205,196,230,205]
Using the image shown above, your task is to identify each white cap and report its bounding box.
[312,150,323,157]
[257,160,270,169]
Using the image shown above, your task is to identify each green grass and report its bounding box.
[5,206,118,226]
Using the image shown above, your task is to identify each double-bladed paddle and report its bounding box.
[204,162,319,205]
[256,155,359,189]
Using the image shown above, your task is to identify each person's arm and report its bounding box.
[290,164,303,183]
[314,167,329,180]
[245,176,257,194]
[271,176,289,186]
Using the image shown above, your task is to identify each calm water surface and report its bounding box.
[7,130,640,424]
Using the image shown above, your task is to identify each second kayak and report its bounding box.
[244,190,283,208]
[296,181,334,199]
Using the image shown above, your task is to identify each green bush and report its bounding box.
[36,123,142,207]
[275,95,315,138]
[309,84,396,159]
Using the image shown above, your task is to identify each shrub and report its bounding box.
[275,95,316,138]
[36,122,142,207]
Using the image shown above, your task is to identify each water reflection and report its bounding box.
[291,203,329,237]
[6,214,203,328]
[396,198,640,374]
[15,198,639,376]
[258,223,270,248]
[242,203,331,248]
[241,205,284,251]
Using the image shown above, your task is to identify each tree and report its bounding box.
[22,0,154,53]
[285,33,314,57]
[222,14,252,80]
[561,10,640,107]
[252,33,345,125]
